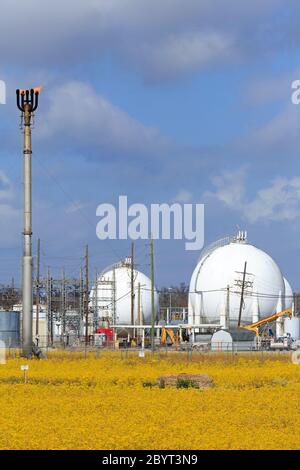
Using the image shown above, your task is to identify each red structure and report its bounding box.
[95,328,113,342]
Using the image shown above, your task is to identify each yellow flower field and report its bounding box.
[0,351,300,450]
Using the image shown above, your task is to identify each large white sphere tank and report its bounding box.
[189,232,289,328]
[90,258,159,325]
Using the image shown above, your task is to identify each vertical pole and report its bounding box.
[238,262,247,327]
[94,270,98,331]
[150,237,155,352]
[80,267,84,338]
[35,239,40,342]
[22,104,33,357]
[85,245,89,346]
[11,277,15,311]
[226,285,230,328]
[47,268,50,344]
[47,267,53,346]
[17,88,40,357]
[112,267,117,347]
[112,267,116,326]
[293,292,296,317]
[61,268,66,336]
[142,328,145,350]
[130,242,135,332]
[137,282,141,343]
[168,289,172,324]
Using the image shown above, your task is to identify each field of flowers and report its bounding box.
[0,351,300,450]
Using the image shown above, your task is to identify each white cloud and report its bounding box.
[246,73,296,106]
[172,189,193,203]
[37,81,169,158]
[0,170,20,244]
[0,170,13,200]
[205,169,300,223]
[246,177,300,223]
[249,105,300,154]
[129,31,236,81]
[0,0,290,81]
[65,201,88,214]
[204,168,246,209]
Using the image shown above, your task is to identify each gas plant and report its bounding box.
[0,87,299,354]
[1,230,299,353]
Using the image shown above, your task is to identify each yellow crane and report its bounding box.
[161,327,180,345]
[239,308,292,337]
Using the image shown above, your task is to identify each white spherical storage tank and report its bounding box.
[188,232,292,329]
[90,258,159,326]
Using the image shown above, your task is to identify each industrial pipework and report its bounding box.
[16,87,41,357]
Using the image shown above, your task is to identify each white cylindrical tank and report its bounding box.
[284,317,300,340]
[189,232,290,328]
[90,258,159,325]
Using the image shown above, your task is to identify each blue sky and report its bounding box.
[1,0,300,289]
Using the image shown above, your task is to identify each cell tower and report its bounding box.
[16,87,41,357]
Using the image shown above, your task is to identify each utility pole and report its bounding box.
[85,245,89,346]
[35,239,40,342]
[137,282,141,344]
[293,292,297,316]
[226,284,230,327]
[238,262,247,327]
[16,87,41,358]
[80,267,83,319]
[9,277,15,311]
[137,282,141,325]
[130,242,135,331]
[94,270,98,331]
[112,267,116,329]
[168,287,172,324]
[61,268,66,336]
[150,237,155,352]
[47,267,53,346]
[79,267,84,338]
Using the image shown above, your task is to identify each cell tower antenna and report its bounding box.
[16,86,42,357]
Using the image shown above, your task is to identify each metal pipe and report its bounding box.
[110,324,219,329]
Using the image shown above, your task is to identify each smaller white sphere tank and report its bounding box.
[283,278,299,339]
[90,258,159,326]
[188,232,292,329]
